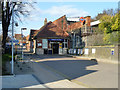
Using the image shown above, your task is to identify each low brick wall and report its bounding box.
[83,45,119,63]
[36,48,44,54]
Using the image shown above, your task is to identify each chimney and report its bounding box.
[85,16,91,26]
[44,18,47,25]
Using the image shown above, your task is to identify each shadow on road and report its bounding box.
[39,59,98,80]
[23,52,98,85]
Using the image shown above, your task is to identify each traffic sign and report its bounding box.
[10,40,19,43]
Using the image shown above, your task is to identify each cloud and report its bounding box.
[21,4,89,23]
[41,5,89,17]
[18,3,43,22]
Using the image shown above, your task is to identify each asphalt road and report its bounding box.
[25,54,118,88]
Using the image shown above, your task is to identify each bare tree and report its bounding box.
[0,2,1,21]
[1,0,35,53]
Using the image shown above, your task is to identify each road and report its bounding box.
[24,53,118,88]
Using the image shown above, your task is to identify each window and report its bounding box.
[62,43,64,48]
[76,36,80,47]
[65,39,67,42]
[65,43,67,48]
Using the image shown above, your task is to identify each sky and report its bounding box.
[13,1,118,36]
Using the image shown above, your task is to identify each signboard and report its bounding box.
[78,49,80,54]
[74,49,76,54]
[85,48,89,55]
[10,40,19,43]
[48,39,64,42]
[79,17,86,23]
[42,39,48,49]
[111,49,114,55]
[59,48,63,55]
[80,49,83,54]
[59,43,62,48]
[92,48,96,54]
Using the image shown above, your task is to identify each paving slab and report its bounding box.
[2,74,45,88]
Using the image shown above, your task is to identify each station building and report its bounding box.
[29,16,69,55]
[29,15,92,55]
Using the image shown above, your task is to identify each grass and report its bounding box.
[2,53,15,75]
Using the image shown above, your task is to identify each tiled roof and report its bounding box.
[29,29,39,41]
[26,35,30,40]
[67,22,82,31]
[53,15,68,32]
[34,21,69,39]
[66,16,91,31]
[29,15,91,40]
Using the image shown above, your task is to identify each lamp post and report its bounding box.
[21,28,27,60]
[11,1,22,74]
[11,3,14,75]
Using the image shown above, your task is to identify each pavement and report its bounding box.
[63,54,119,64]
[2,74,45,88]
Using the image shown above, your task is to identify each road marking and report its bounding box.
[36,61,97,88]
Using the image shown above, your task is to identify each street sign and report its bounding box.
[10,40,19,43]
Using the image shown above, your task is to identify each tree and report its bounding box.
[93,9,117,21]
[99,15,112,34]
[0,1,1,21]
[1,1,35,53]
[98,10,120,45]
[111,11,120,31]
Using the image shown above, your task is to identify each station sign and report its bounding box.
[48,39,64,42]
[79,17,86,23]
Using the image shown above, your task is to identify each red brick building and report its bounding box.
[29,15,91,55]
[15,34,26,45]
[26,35,30,51]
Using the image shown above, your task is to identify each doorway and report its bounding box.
[52,43,59,54]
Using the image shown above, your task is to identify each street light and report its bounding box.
[21,28,27,60]
[11,3,15,75]
[11,2,24,74]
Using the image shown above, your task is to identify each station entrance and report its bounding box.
[52,43,59,54]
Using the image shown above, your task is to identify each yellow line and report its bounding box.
[71,80,92,88]
[35,61,97,88]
